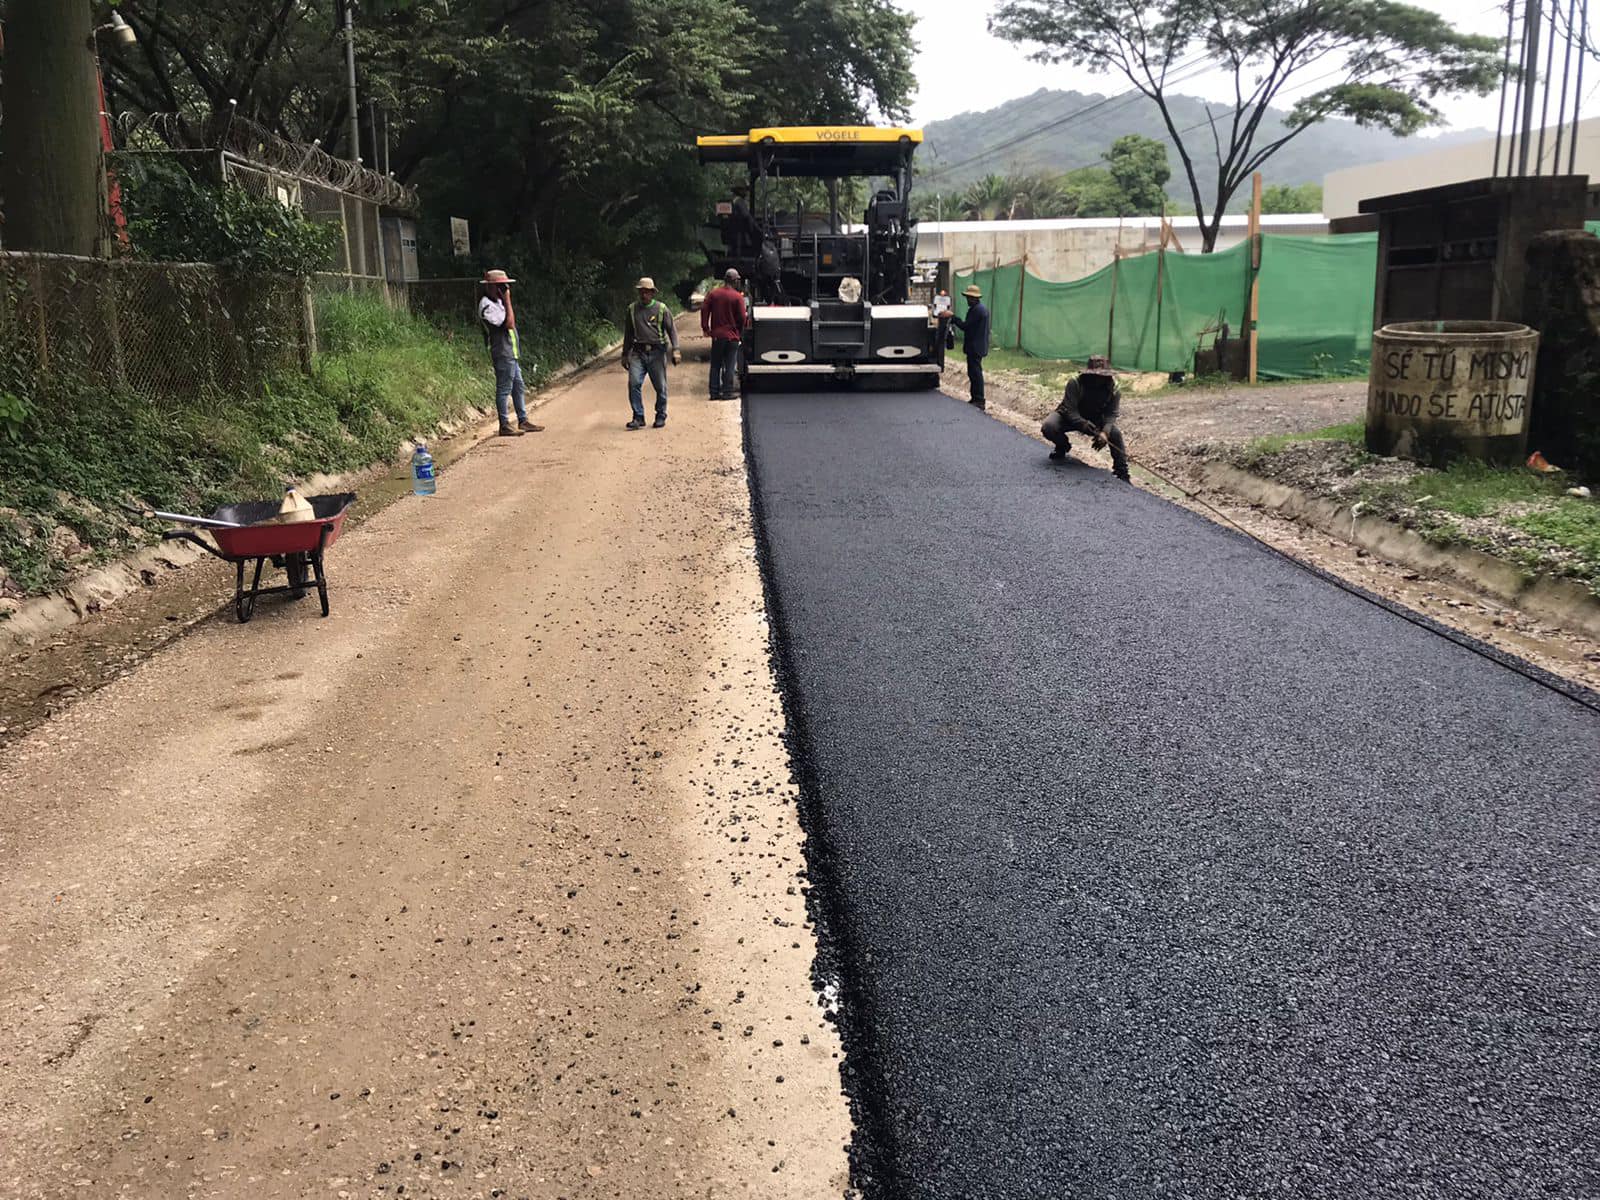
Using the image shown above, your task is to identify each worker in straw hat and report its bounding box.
[939,283,991,410]
[477,268,543,436]
[620,276,681,430]
[1042,355,1131,482]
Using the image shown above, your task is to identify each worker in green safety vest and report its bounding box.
[620,276,682,430]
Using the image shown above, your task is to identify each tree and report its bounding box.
[1259,182,1323,213]
[961,175,1011,220]
[1102,134,1170,213]
[990,0,1501,250]
[98,0,917,311]
[912,188,966,222]
[2,0,105,255]
[1060,167,1126,217]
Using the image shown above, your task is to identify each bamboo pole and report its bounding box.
[1105,215,1127,361]
[1106,248,1120,361]
[1248,172,1262,384]
[1153,205,1168,373]
[1016,247,1027,352]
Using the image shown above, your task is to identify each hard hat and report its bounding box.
[483,268,515,284]
[636,276,657,291]
[962,284,983,300]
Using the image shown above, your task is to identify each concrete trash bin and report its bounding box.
[1367,320,1539,467]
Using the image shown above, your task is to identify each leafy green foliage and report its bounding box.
[1102,135,1169,214]
[1260,183,1324,214]
[938,137,1174,221]
[0,392,26,442]
[989,0,1501,249]
[121,160,338,276]
[104,0,917,317]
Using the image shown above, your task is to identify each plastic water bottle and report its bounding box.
[411,444,436,496]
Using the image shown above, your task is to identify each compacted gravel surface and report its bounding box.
[745,388,1600,1200]
[0,327,852,1200]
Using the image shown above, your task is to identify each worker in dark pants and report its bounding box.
[942,284,990,409]
[701,268,747,400]
[729,184,762,258]
[1042,355,1131,481]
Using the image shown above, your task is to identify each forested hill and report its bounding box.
[920,88,1488,197]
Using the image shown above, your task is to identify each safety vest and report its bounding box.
[629,299,672,343]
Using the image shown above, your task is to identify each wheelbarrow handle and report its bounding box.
[161,529,231,561]
[122,501,243,530]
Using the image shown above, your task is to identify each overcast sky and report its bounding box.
[901,0,1519,137]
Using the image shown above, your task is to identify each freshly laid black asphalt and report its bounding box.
[744,390,1600,1200]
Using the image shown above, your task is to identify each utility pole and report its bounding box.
[2,0,105,256]
[342,0,368,277]
[1517,0,1543,176]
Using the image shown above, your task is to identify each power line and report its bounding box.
[920,53,1220,184]
[924,0,1516,189]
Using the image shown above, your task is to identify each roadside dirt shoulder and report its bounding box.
[0,327,850,1198]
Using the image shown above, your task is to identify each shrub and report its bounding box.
[121,159,339,277]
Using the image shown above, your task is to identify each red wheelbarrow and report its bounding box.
[155,493,356,623]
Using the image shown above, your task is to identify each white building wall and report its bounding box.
[1323,117,1600,219]
[917,215,1330,283]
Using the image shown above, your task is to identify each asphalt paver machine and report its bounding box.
[695,126,945,391]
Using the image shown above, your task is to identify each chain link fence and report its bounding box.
[407,277,479,326]
[0,252,313,402]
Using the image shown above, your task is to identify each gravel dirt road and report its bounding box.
[747,388,1600,1200]
[0,327,850,1199]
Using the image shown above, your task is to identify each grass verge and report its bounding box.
[1226,422,1600,595]
[0,292,605,600]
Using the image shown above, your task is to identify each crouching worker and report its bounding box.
[1042,355,1130,481]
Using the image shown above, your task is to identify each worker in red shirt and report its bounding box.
[700,268,748,401]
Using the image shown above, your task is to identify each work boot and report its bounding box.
[626,417,645,430]
[518,419,545,433]
[652,415,667,429]
[1048,448,1068,462]
[969,398,986,410]
[498,423,522,437]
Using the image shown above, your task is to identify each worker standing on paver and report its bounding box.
[621,276,681,430]
[942,284,991,409]
[478,269,544,437]
[701,268,747,401]
[729,183,761,258]
[1041,355,1131,481]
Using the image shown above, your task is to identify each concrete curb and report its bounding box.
[1194,460,1600,641]
[0,337,626,653]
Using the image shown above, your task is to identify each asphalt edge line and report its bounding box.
[1122,453,1600,715]
[962,384,1600,715]
[738,393,901,1200]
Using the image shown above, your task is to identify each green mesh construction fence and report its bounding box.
[955,233,1378,380]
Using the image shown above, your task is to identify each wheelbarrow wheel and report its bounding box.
[235,559,264,624]
[285,552,311,600]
